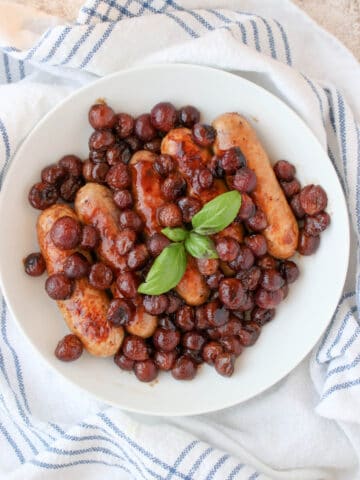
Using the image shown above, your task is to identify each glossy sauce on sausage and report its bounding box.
[37,204,124,356]
[130,151,166,235]
[130,150,210,306]
[213,113,298,259]
[75,183,128,272]
[161,127,227,204]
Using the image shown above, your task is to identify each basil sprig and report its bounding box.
[184,232,218,259]
[138,243,187,295]
[192,191,242,235]
[138,190,241,295]
[161,227,188,242]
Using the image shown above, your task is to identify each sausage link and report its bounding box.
[161,127,227,203]
[175,256,210,306]
[126,305,158,338]
[130,151,166,235]
[111,281,158,338]
[130,150,210,306]
[213,222,244,243]
[75,183,128,272]
[213,113,298,259]
[37,204,124,356]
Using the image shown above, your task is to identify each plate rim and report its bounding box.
[0,63,351,416]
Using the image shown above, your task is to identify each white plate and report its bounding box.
[0,64,350,416]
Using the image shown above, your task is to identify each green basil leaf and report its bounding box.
[191,191,242,235]
[138,243,187,295]
[161,227,189,242]
[184,232,219,259]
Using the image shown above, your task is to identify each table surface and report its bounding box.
[9,0,360,60]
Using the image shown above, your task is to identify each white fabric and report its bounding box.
[0,1,359,479]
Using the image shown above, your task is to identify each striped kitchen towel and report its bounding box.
[0,0,359,478]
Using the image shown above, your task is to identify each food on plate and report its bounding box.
[24,101,330,382]
[75,183,129,272]
[37,203,124,356]
[213,113,299,259]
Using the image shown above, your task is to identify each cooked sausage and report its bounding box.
[213,113,298,259]
[176,256,210,306]
[125,305,158,338]
[75,183,127,272]
[130,150,210,306]
[130,151,166,235]
[111,281,158,338]
[213,222,244,243]
[161,127,227,203]
[37,204,124,357]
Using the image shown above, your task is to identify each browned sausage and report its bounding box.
[161,127,227,204]
[75,182,159,334]
[175,256,210,306]
[74,183,127,272]
[213,222,244,243]
[37,204,124,357]
[125,305,158,338]
[213,113,298,259]
[130,151,166,235]
[130,150,210,306]
[111,281,157,338]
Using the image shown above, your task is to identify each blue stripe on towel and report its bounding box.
[274,19,292,65]
[166,0,214,31]
[322,377,360,400]
[355,123,360,234]
[0,423,25,464]
[31,458,132,473]
[18,60,25,79]
[327,146,347,193]
[1,300,31,414]
[187,447,213,477]
[302,75,325,120]
[88,418,151,480]
[1,46,20,52]
[0,304,53,448]
[80,22,117,68]
[337,90,349,188]
[227,463,245,479]
[3,54,11,83]
[40,27,72,63]
[83,0,102,23]
[49,426,132,453]
[46,445,125,462]
[325,306,358,360]
[207,454,230,479]
[0,393,38,455]
[259,18,276,58]
[206,9,247,44]
[78,424,147,479]
[249,19,260,51]
[165,441,198,480]
[81,6,112,22]
[327,353,360,379]
[238,23,247,44]
[248,473,260,480]
[59,25,96,65]
[0,118,11,187]
[25,29,53,61]
[99,412,190,479]
[238,11,286,59]
[316,291,356,363]
[300,76,348,194]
